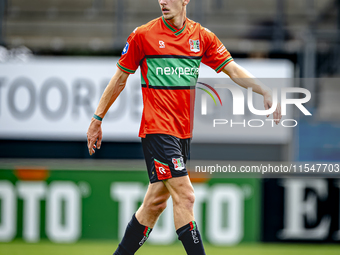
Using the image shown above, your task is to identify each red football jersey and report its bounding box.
[117,17,233,139]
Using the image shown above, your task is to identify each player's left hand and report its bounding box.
[263,93,282,125]
[87,118,103,155]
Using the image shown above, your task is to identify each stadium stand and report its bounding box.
[3,0,337,53]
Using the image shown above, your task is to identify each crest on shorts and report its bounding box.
[172,157,185,171]
[189,39,200,53]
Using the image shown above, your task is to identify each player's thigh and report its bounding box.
[142,180,170,206]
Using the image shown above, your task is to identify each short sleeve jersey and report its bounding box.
[117,17,233,139]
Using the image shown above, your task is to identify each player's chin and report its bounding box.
[163,13,174,20]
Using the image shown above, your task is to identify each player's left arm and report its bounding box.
[222,61,282,124]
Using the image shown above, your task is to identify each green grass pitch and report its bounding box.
[0,240,339,255]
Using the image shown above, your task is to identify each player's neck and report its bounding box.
[166,9,186,30]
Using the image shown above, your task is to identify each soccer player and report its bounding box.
[87,0,282,254]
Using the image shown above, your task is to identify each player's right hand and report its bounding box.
[87,118,103,155]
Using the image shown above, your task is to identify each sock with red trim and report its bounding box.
[113,214,152,255]
[176,221,206,255]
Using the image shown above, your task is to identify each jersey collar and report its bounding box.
[161,16,187,36]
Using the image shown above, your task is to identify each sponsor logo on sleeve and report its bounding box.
[122,42,129,55]
[217,44,227,55]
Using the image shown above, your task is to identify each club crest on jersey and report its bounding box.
[122,42,129,55]
[172,157,185,171]
[189,39,200,53]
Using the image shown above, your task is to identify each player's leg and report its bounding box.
[145,134,205,254]
[163,175,195,229]
[136,180,170,228]
[113,134,171,255]
[113,181,170,255]
[163,137,194,229]
[164,176,206,255]
[133,133,205,254]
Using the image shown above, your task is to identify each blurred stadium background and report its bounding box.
[0,0,339,254]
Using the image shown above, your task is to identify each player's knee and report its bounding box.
[184,190,195,209]
[151,200,167,216]
[156,199,168,213]
[173,190,195,211]
[144,194,168,215]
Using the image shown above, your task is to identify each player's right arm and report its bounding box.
[87,68,130,155]
[87,26,143,155]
